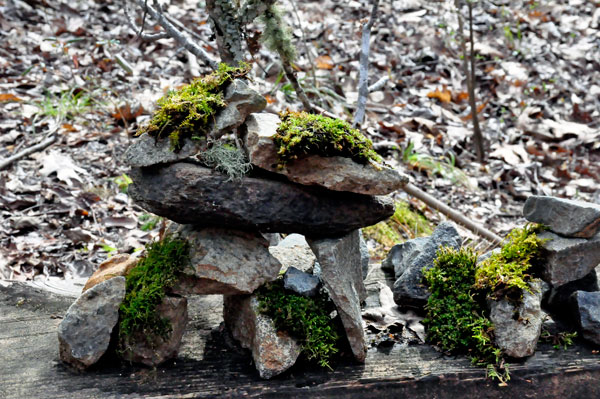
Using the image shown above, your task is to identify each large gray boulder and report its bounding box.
[129,163,395,237]
[524,195,600,238]
[121,296,188,367]
[489,280,545,358]
[307,230,367,362]
[210,79,267,139]
[224,295,302,379]
[539,231,600,287]
[570,291,600,345]
[387,222,461,309]
[167,224,281,295]
[58,277,126,370]
[244,113,408,196]
[124,133,204,168]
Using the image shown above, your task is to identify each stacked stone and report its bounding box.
[57,83,408,378]
[523,195,600,346]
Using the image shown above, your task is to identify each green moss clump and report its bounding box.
[256,279,341,369]
[474,224,546,296]
[118,236,190,354]
[273,111,382,167]
[362,200,433,258]
[423,247,499,366]
[137,63,250,150]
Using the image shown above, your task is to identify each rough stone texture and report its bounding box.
[307,230,367,362]
[124,133,203,168]
[269,234,317,274]
[283,267,320,297]
[122,296,188,367]
[489,280,545,358]
[543,269,599,318]
[571,290,600,345]
[523,195,600,238]
[388,222,461,309]
[245,113,408,195]
[539,231,600,287]
[167,224,281,295]
[83,254,137,292]
[129,163,395,237]
[224,295,301,379]
[58,277,126,370]
[210,79,266,139]
[358,230,370,279]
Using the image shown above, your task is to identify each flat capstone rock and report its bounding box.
[523,195,600,238]
[129,163,395,237]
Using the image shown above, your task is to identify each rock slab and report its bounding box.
[83,254,137,292]
[129,162,395,237]
[489,280,545,358]
[124,132,204,168]
[168,224,281,295]
[58,277,126,370]
[571,290,600,346]
[387,222,461,309]
[224,295,301,379]
[524,195,600,238]
[539,231,600,287]
[308,230,367,362]
[122,296,188,367]
[245,113,408,196]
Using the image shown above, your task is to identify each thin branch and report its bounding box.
[0,134,56,170]
[403,182,503,244]
[123,0,169,41]
[353,0,379,128]
[368,76,388,92]
[130,0,219,69]
[289,0,317,87]
[282,63,313,111]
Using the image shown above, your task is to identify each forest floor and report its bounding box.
[0,0,599,283]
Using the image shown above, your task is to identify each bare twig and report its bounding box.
[0,134,57,170]
[123,0,169,41]
[353,0,379,128]
[369,76,388,92]
[403,182,503,244]
[289,0,317,87]
[130,0,219,69]
[282,63,313,111]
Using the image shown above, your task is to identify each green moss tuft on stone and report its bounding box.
[256,279,341,369]
[273,110,382,167]
[474,224,546,296]
[136,62,250,151]
[118,236,190,355]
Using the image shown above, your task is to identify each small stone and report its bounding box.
[245,113,408,195]
[124,133,203,168]
[269,234,317,274]
[210,79,266,139]
[83,254,137,292]
[122,296,188,367]
[489,280,545,358]
[308,230,367,362]
[523,195,600,238]
[58,277,126,370]
[389,222,461,309]
[539,231,600,287]
[129,163,395,237]
[224,295,301,379]
[543,269,599,318]
[283,267,320,297]
[571,291,600,345]
[168,224,281,295]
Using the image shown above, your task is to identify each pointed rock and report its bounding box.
[245,113,408,195]
[129,163,395,237]
[168,224,281,295]
[539,231,600,287]
[570,290,600,345]
[307,230,367,362]
[524,195,600,238]
[224,295,301,379]
[122,296,188,367]
[83,254,137,292]
[489,280,545,358]
[58,277,126,370]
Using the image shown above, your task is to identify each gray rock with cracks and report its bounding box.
[58,276,126,370]
[523,195,600,238]
[124,133,203,168]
